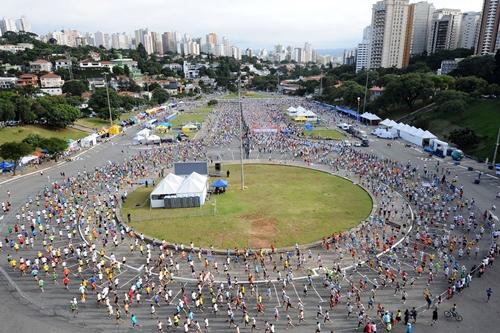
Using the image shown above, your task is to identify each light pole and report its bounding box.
[492,127,500,167]
[238,73,245,190]
[362,67,370,113]
[357,96,361,113]
[104,73,113,127]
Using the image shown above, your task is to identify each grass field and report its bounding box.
[303,128,346,140]
[412,100,500,162]
[171,106,213,127]
[75,117,110,129]
[223,91,274,100]
[122,164,372,249]
[0,125,88,146]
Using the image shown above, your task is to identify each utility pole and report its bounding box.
[104,73,113,127]
[238,73,245,190]
[492,127,500,167]
[362,67,370,113]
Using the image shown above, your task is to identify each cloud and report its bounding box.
[3,0,483,48]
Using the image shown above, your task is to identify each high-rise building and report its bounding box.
[407,1,435,56]
[427,9,462,54]
[94,31,108,48]
[134,28,147,48]
[15,16,31,33]
[459,12,481,50]
[0,18,17,34]
[151,32,163,54]
[161,32,176,53]
[356,26,372,72]
[369,0,411,69]
[206,33,218,46]
[304,42,313,63]
[476,0,500,55]
[143,33,154,55]
[343,48,357,65]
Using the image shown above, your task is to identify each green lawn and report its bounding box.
[0,125,88,145]
[303,128,346,140]
[122,164,372,249]
[171,106,213,127]
[412,100,500,162]
[75,117,110,129]
[222,91,275,100]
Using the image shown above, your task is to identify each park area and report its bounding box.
[0,125,87,145]
[122,164,372,249]
[303,128,346,141]
[171,106,213,127]
[223,91,274,99]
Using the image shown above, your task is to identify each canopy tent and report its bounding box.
[212,179,228,188]
[182,124,198,133]
[150,172,208,208]
[108,125,121,135]
[157,122,172,128]
[0,161,14,170]
[20,155,38,165]
[81,133,99,148]
[132,135,146,144]
[137,128,151,138]
[336,106,360,120]
[146,134,161,144]
[360,112,381,125]
[304,122,313,131]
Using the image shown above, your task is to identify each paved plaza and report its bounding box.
[0,97,499,333]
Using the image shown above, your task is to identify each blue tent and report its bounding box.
[304,123,313,131]
[0,161,14,170]
[212,179,228,188]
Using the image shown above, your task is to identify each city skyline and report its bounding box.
[2,0,482,49]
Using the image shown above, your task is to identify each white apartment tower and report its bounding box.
[369,0,411,69]
[476,0,500,55]
[408,1,435,56]
[356,25,372,72]
[427,9,462,54]
[459,12,481,50]
[0,18,17,34]
[15,16,32,33]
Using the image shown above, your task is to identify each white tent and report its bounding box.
[150,172,208,208]
[137,128,151,138]
[372,128,397,139]
[20,155,38,165]
[132,135,146,145]
[360,112,381,123]
[146,134,161,144]
[81,133,99,148]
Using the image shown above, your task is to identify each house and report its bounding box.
[40,73,64,96]
[369,86,385,100]
[87,78,106,89]
[55,59,71,70]
[0,77,17,89]
[40,73,64,88]
[101,61,114,70]
[17,73,39,86]
[79,59,103,69]
[165,81,181,95]
[0,43,34,53]
[29,59,53,73]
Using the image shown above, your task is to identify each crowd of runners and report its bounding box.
[0,97,498,332]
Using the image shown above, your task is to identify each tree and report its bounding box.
[448,128,480,149]
[436,99,467,114]
[0,141,33,174]
[88,88,120,120]
[0,98,16,121]
[15,96,36,123]
[434,89,469,105]
[452,55,496,83]
[207,99,218,106]
[112,66,125,76]
[124,64,130,77]
[62,80,88,96]
[383,73,434,110]
[455,76,488,96]
[22,134,44,148]
[151,87,169,105]
[40,137,67,160]
[44,103,81,128]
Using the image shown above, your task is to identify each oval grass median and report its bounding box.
[122,164,372,249]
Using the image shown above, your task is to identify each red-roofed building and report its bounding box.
[17,73,39,86]
[29,59,53,73]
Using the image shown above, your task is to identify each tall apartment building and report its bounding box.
[343,48,357,65]
[476,0,500,55]
[15,16,31,33]
[369,0,411,69]
[459,12,481,50]
[161,32,176,53]
[427,9,462,54]
[0,18,17,34]
[94,31,110,49]
[356,26,372,72]
[151,32,163,54]
[407,1,434,56]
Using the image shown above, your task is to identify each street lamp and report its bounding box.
[104,73,113,127]
[357,96,361,113]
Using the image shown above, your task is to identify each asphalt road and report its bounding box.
[0,98,499,333]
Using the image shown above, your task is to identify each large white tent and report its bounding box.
[375,118,436,146]
[150,172,208,208]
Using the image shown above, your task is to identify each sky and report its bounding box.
[3,0,483,49]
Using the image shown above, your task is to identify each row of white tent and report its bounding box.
[133,128,161,144]
[375,119,437,147]
[150,172,208,208]
[287,106,318,121]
